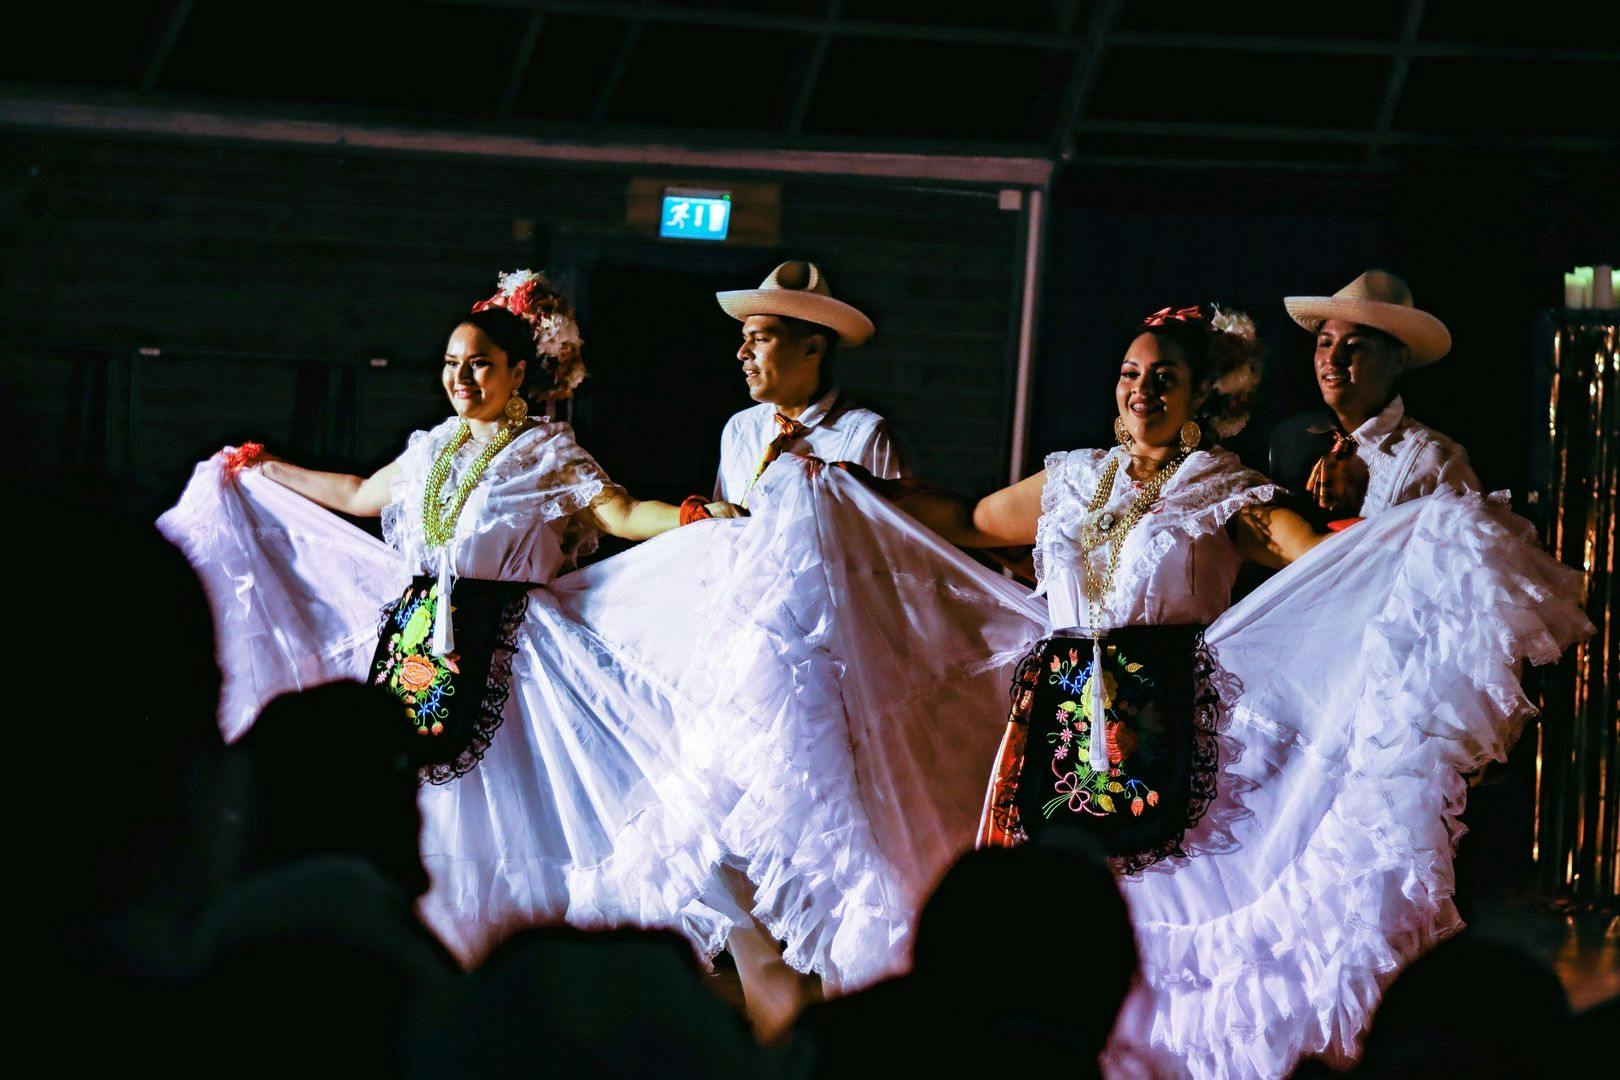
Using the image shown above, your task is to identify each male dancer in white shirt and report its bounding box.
[714,260,907,506]
[1271,269,1478,523]
[708,260,912,1039]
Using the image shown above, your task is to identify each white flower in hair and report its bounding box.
[1210,307,1257,341]
[1213,359,1262,399]
[1204,305,1264,439]
[473,268,588,396]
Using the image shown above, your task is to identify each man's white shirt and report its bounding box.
[714,388,907,503]
[1336,395,1479,514]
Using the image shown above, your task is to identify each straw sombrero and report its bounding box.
[1284,269,1451,365]
[717,260,875,347]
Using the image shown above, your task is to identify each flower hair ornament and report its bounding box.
[1135,302,1265,440]
[471,269,587,400]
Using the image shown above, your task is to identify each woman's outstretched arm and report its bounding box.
[582,490,743,541]
[886,469,1047,549]
[258,457,401,518]
[1229,502,1332,569]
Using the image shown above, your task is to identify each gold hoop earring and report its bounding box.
[1114,416,1133,448]
[504,389,528,427]
[1179,420,1202,452]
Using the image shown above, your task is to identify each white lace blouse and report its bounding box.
[380,417,619,585]
[1035,446,1277,632]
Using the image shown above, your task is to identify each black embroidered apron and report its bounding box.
[369,575,534,785]
[979,625,1218,873]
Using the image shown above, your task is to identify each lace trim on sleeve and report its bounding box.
[1031,450,1071,591]
[1032,449,1112,593]
[1169,457,1279,543]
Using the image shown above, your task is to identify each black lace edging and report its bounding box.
[1112,631,1221,876]
[419,590,527,787]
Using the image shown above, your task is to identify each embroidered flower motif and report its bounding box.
[397,654,439,693]
[1077,669,1118,721]
[1042,644,1165,823]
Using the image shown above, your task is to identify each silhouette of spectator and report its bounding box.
[788,838,1136,1077]
[41,509,224,972]
[193,682,458,1077]
[31,505,226,1071]
[1347,933,1572,1078]
[412,924,768,1080]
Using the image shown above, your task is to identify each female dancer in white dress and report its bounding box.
[160,271,741,964]
[687,303,1590,1076]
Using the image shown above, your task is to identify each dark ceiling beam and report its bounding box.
[139,0,196,92]
[787,0,841,137]
[418,2,1618,64]
[591,19,643,125]
[498,11,546,117]
[1052,0,1123,158]
[1369,0,1429,166]
[420,0,1083,51]
[0,91,1055,186]
[1068,154,1398,176]
[1106,29,1618,64]
[1074,117,1618,154]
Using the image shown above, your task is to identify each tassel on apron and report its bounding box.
[978,625,1218,874]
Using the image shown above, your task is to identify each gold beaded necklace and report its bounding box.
[421,421,516,549]
[1071,445,1193,772]
[1078,447,1192,623]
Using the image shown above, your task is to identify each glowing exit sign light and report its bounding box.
[660,188,731,241]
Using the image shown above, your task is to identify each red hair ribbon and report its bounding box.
[1138,304,1211,330]
[473,278,547,319]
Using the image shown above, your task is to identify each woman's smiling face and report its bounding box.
[442,322,525,422]
[1116,332,1203,449]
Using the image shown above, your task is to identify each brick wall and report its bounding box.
[0,130,1026,516]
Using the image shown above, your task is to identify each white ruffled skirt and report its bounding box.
[629,461,1589,1077]
[158,461,734,965]
[162,455,1590,1077]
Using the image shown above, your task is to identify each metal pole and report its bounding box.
[1008,186,1045,484]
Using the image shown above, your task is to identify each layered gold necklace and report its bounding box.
[1078,448,1192,623]
[421,422,515,549]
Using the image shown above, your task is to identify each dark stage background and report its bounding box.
[1031,169,1618,506]
[2,0,1615,920]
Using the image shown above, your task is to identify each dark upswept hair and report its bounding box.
[1129,304,1265,442]
[451,307,539,370]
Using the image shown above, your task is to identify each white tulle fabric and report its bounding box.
[1035,447,1276,630]
[677,457,1048,992]
[1103,489,1590,1079]
[660,457,1586,1076]
[158,459,411,742]
[160,439,1589,1076]
[157,424,730,966]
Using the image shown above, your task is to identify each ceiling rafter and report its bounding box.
[498,10,547,117]
[591,18,643,125]
[787,0,842,137]
[1073,117,1617,154]
[418,1,1619,65]
[1103,28,1616,64]
[139,0,196,92]
[1369,0,1429,166]
[1053,0,1123,159]
[423,0,1084,51]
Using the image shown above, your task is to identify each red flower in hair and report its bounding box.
[508,278,543,317]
